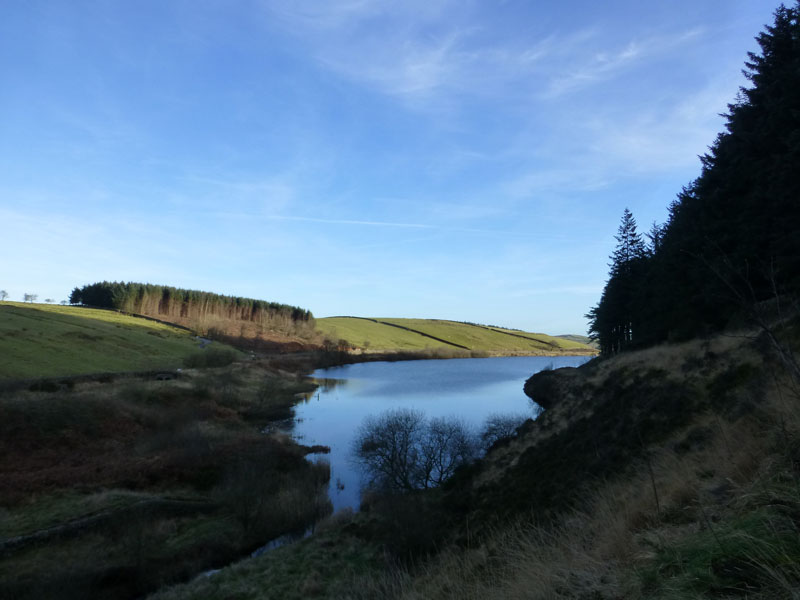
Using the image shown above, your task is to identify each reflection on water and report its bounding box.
[292,355,591,513]
[293,378,348,406]
[313,377,348,393]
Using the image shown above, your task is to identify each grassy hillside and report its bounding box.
[316,317,596,355]
[556,333,596,348]
[317,317,454,351]
[0,302,220,379]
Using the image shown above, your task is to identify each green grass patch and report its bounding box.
[0,302,225,378]
[641,507,800,598]
[0,489,154,539]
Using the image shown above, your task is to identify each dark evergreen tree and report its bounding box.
[610,208,647,275]
[645,221,666,256]
[590,3,800,354]
[588,209,647,354]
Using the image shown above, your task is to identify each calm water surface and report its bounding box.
[292,355,591,512]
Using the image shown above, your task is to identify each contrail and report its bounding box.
[262,215,436,229]
[260,214,558,238]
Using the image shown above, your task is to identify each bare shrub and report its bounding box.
[353,408,477,493]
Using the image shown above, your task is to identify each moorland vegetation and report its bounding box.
[0,357,329,600]
[2,4,799,599]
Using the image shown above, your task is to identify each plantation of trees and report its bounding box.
[589,3,800,355]
[69,281,316,345]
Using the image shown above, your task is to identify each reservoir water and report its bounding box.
[292,355,591,512]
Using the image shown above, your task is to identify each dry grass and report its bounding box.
[341,330,800,600]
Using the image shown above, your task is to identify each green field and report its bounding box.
[316,317,596,355]
[0,302,213,379]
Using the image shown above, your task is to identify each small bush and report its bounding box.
[353,408,478,493]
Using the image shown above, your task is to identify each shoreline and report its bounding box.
[265,347,598,373]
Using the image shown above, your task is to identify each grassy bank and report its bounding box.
[0,358,330,600]
[316,317,596,356]
[0,302,218,379]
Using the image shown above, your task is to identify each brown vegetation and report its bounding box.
[0,359,329,599]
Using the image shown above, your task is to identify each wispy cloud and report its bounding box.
[258,1,547,108]
[545,39,642,97]
[206,211,570,240]
[503,169,613,199]
[581,73,739,172]
[262,214,436,229]
[321,31,465,100]
[543,29,704,97]
[259,1,707,114]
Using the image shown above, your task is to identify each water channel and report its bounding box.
[292,355,592,512]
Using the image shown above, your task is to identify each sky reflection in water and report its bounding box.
[292,355,591,512]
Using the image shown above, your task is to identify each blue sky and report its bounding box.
[0,1,778,334]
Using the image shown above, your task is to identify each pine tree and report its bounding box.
[646,221,666,256]
[588,209,648,354]
[610,208,646,275]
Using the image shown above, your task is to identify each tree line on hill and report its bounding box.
[69,281,316,340]
[588,2,800,356]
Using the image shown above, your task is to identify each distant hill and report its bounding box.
[0,302,232,379]
[556,334,597,349]
[316,317,597,356]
